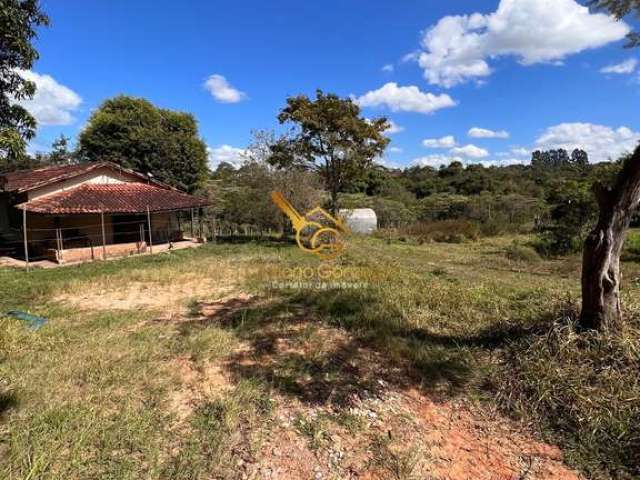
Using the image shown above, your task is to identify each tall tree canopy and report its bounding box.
[78,96,209,193]
[0,0,49,171]
[590,0,640,46]
[268,90,389,213]
[49,134,72,165]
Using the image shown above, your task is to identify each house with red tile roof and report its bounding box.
[0,162,209,264]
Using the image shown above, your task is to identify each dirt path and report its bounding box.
[166,295,582,480]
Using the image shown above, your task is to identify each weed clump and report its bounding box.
[504,242,541,263]
[491,303,640,479]
[405,220,480,244]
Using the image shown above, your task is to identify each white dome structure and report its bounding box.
[339,208,377,235]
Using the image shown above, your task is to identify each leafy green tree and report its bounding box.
[531,149,588,169]
[268,90,389,214]
[536,182,597,256]
[0,0,49,170]
[570,148,589,166]
[209,159,321,233]
[438,161,464,177]
[78,96,208,193]
[590,0,640,47]
[49,134,73,165]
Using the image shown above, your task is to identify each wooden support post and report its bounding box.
[101,211,107,260]
[147,206,153,253]
[57,228,64,263]
[22,208,29,271]
[190,208,195,240]
[211,217,217,244]
[198,209,203,240]
[139,223,144,253]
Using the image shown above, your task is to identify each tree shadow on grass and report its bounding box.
[230,328,379,407]
[182,288,553,407]
[212,236,295,248]
[0,391,18,419]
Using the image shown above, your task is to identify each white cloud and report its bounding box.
[26,140,50,156]
[416,0,629,87]
[354,82,457,114]
[204,74,246,103]
[411,154,463,168]
[477,158,529,167]
[600,58,638,74]
[423,135,456,148]
[411,155,530,168]
[208,145,249,169]
[388,146,403,153]
[385,119,404,134]
[374,156,402,169]
[535,123,640,163]
[510,147,530,156]
[382,64,394,73]
[468,127,509,139]
[450,144,489,158]
[402,51,420,63]
[14,70,82,126]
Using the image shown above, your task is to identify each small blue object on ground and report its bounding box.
[5,311,48,330]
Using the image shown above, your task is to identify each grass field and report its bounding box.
[1,235,639,479]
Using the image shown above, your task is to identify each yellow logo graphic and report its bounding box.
[271,191,348,259]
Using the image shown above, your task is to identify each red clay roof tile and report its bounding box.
[17,183,209,214]
[1,162,168,193]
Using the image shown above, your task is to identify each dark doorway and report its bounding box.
[112,214,144,244]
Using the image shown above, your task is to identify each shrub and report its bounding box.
[624,230,640,259]
[372,197,417,229]
[415,193,470,222]
[534,226,584,257]
[535,181,596,256]
[405,220,480,243]
[504,243,541,263]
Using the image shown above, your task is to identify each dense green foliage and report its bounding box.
[211,145,626,256]
[346,151,621,247]
[0,0,49,170]
[78,96,209,193]
[208,160,322,232]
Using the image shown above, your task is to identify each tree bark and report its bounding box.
[580,145,640,330]
[329,186,339,216]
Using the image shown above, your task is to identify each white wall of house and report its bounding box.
[27,167,143,200]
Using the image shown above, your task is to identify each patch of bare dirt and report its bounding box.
[54,280,236,313]
[166,355,235,423]
[166,295,583,480]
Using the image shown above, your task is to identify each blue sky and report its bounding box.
[22,0,640,169]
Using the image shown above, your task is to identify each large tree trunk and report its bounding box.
[580,145,640,330]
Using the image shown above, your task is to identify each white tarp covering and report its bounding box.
[339,208,377,234]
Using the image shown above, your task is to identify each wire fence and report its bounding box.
[0,210,209,263]
[0,209,286,265]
